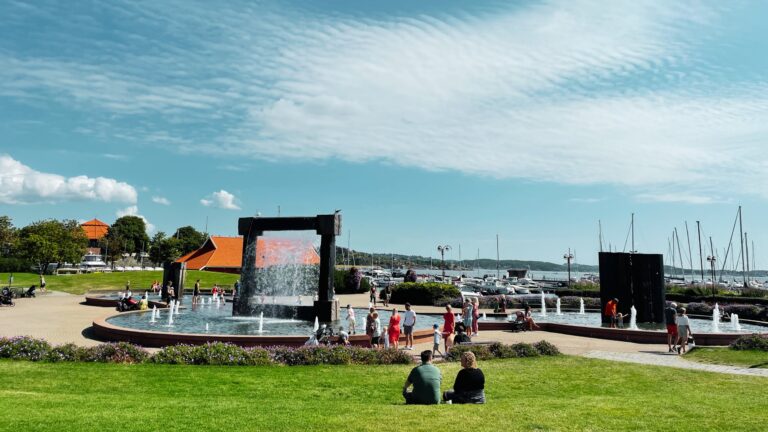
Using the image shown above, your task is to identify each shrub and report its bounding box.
[533,340,561,356]
[151,343,271,366]
[511,343,540,358]
[731,334,768,351]
[741,288,768,299]
[46,343,83,362]
[0,336,51,361]
[334,268,370,294]
[722,304,763,321]
[80,342,149,363]
[389,282,461,306]
[448,344,493,361]
[685,302,713,316]
[0,257,33,273]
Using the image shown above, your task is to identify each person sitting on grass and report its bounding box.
[402,350,442,405]
[443,351,485,404]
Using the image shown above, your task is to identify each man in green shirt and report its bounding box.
[403,350,442,404]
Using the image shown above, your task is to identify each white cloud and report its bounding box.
[151,196,170,205]
[0,154,138,204]
[2,1,766,204]
[200,190,241,210]
[116,205,156,233]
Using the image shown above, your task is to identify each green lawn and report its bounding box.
[0,271,239,295]
[686,347,768,369]
[1,356,766,431]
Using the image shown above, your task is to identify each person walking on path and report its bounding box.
[369,285,377,306]
[665,302,679,353]
[39,274,46,293]
[365,307,376,340]
[388,307,401,349]
[402,303,417,350]
[432,324,444,358]
[471,298,480,336]
[443,305,456,354]
[383,286,391,307]
[676,307,693,355]
[402,350,442,405]
[371,311,382,348]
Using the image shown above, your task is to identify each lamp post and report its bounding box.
[563,249,574,288]
[707,255,717,304]
[437,245,451,279]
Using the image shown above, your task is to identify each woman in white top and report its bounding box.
[346,305,356,335]
[676,308,693,354]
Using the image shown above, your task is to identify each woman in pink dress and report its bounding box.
[443,305,456,353]
[471,298,480,336]
[388,308,401,349]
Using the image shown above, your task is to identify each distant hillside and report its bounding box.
[335,247,598,272]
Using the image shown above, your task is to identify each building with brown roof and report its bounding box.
[81,218,109,255]
[176,236,320,274]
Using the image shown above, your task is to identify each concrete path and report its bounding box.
[583,350,768,377]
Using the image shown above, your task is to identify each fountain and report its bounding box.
[258,312,264,333]
[313,316,319,332]
[540,291,547,317]
[205,323,209,332]
[482,312,487,321]
[731,313,741,332]
[166,308,174,326]
[579,298,585,315]
[174,300,181,315]
[629,305,638,330]
[556,298,562,315]
[712,303,721,333]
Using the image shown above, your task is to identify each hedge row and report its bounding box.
[0,337,412,366]
[684,302,768,321]
[730,334,768,351]
[447,341,560,361]
[389,282,460,306]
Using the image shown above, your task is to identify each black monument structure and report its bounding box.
[598,252,665,324]
[234,213,341,322]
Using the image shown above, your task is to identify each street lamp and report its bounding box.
[437,245,451,279]
[707,255,717,304]
[563,249,574,288]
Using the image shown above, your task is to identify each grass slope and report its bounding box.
[686,347,768,369]
[0,271,239,295]
[1,356,766,431]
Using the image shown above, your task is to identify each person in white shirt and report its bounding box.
[675,307,693,355]
[402,303,417,350]
[432,323,443,358]
[346,304,356,335]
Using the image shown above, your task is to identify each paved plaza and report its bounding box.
[1,291,763,376]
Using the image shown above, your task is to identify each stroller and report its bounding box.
[116,296,139,312]
[508,311,526,332]
[20,285,36,298]
[0,287,14,307]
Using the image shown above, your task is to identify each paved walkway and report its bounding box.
[1,292,766,378]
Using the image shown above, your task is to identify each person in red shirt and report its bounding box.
[388,307,401,349]
[604,298,619,328]
[443,305,456,353]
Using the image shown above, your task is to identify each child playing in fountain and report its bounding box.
[382,326,390,348]
[346,304,356,335]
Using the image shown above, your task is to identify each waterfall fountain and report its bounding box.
[712,303,721,333]
[629,305,638,330]
[731,313,741,332]
[579,298,585,315]
[540,291,547,317]
[556,298,562,315]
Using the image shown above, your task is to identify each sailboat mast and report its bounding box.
[685,221,693,281]
[670,233,677,277]
[697,221,705,281]
[495,234,500,279]
[745,233,750,283]
[738,206,746,287]
[675,228,685,280]
[631,213,635,253]
[709,236,717,283]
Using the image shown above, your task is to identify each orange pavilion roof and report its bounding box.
[81,218,109,240]
[176,236,320,271]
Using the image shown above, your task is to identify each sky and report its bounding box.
[1,0,767,267]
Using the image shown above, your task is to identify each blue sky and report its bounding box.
[1,0,768,267]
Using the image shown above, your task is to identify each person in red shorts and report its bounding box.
[665,302,679,352]
[604,298,618,328]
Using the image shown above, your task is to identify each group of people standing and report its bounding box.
[358,302,418,349]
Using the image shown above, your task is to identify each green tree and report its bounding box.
[0,216,17,256]
[173,226,206,256]
[149,232,182,265]
[107,216,150,255]
[17,219,87,273]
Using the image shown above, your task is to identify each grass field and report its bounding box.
[686,347,768,369]
[0,271,239,295]
[1,356,766,431]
